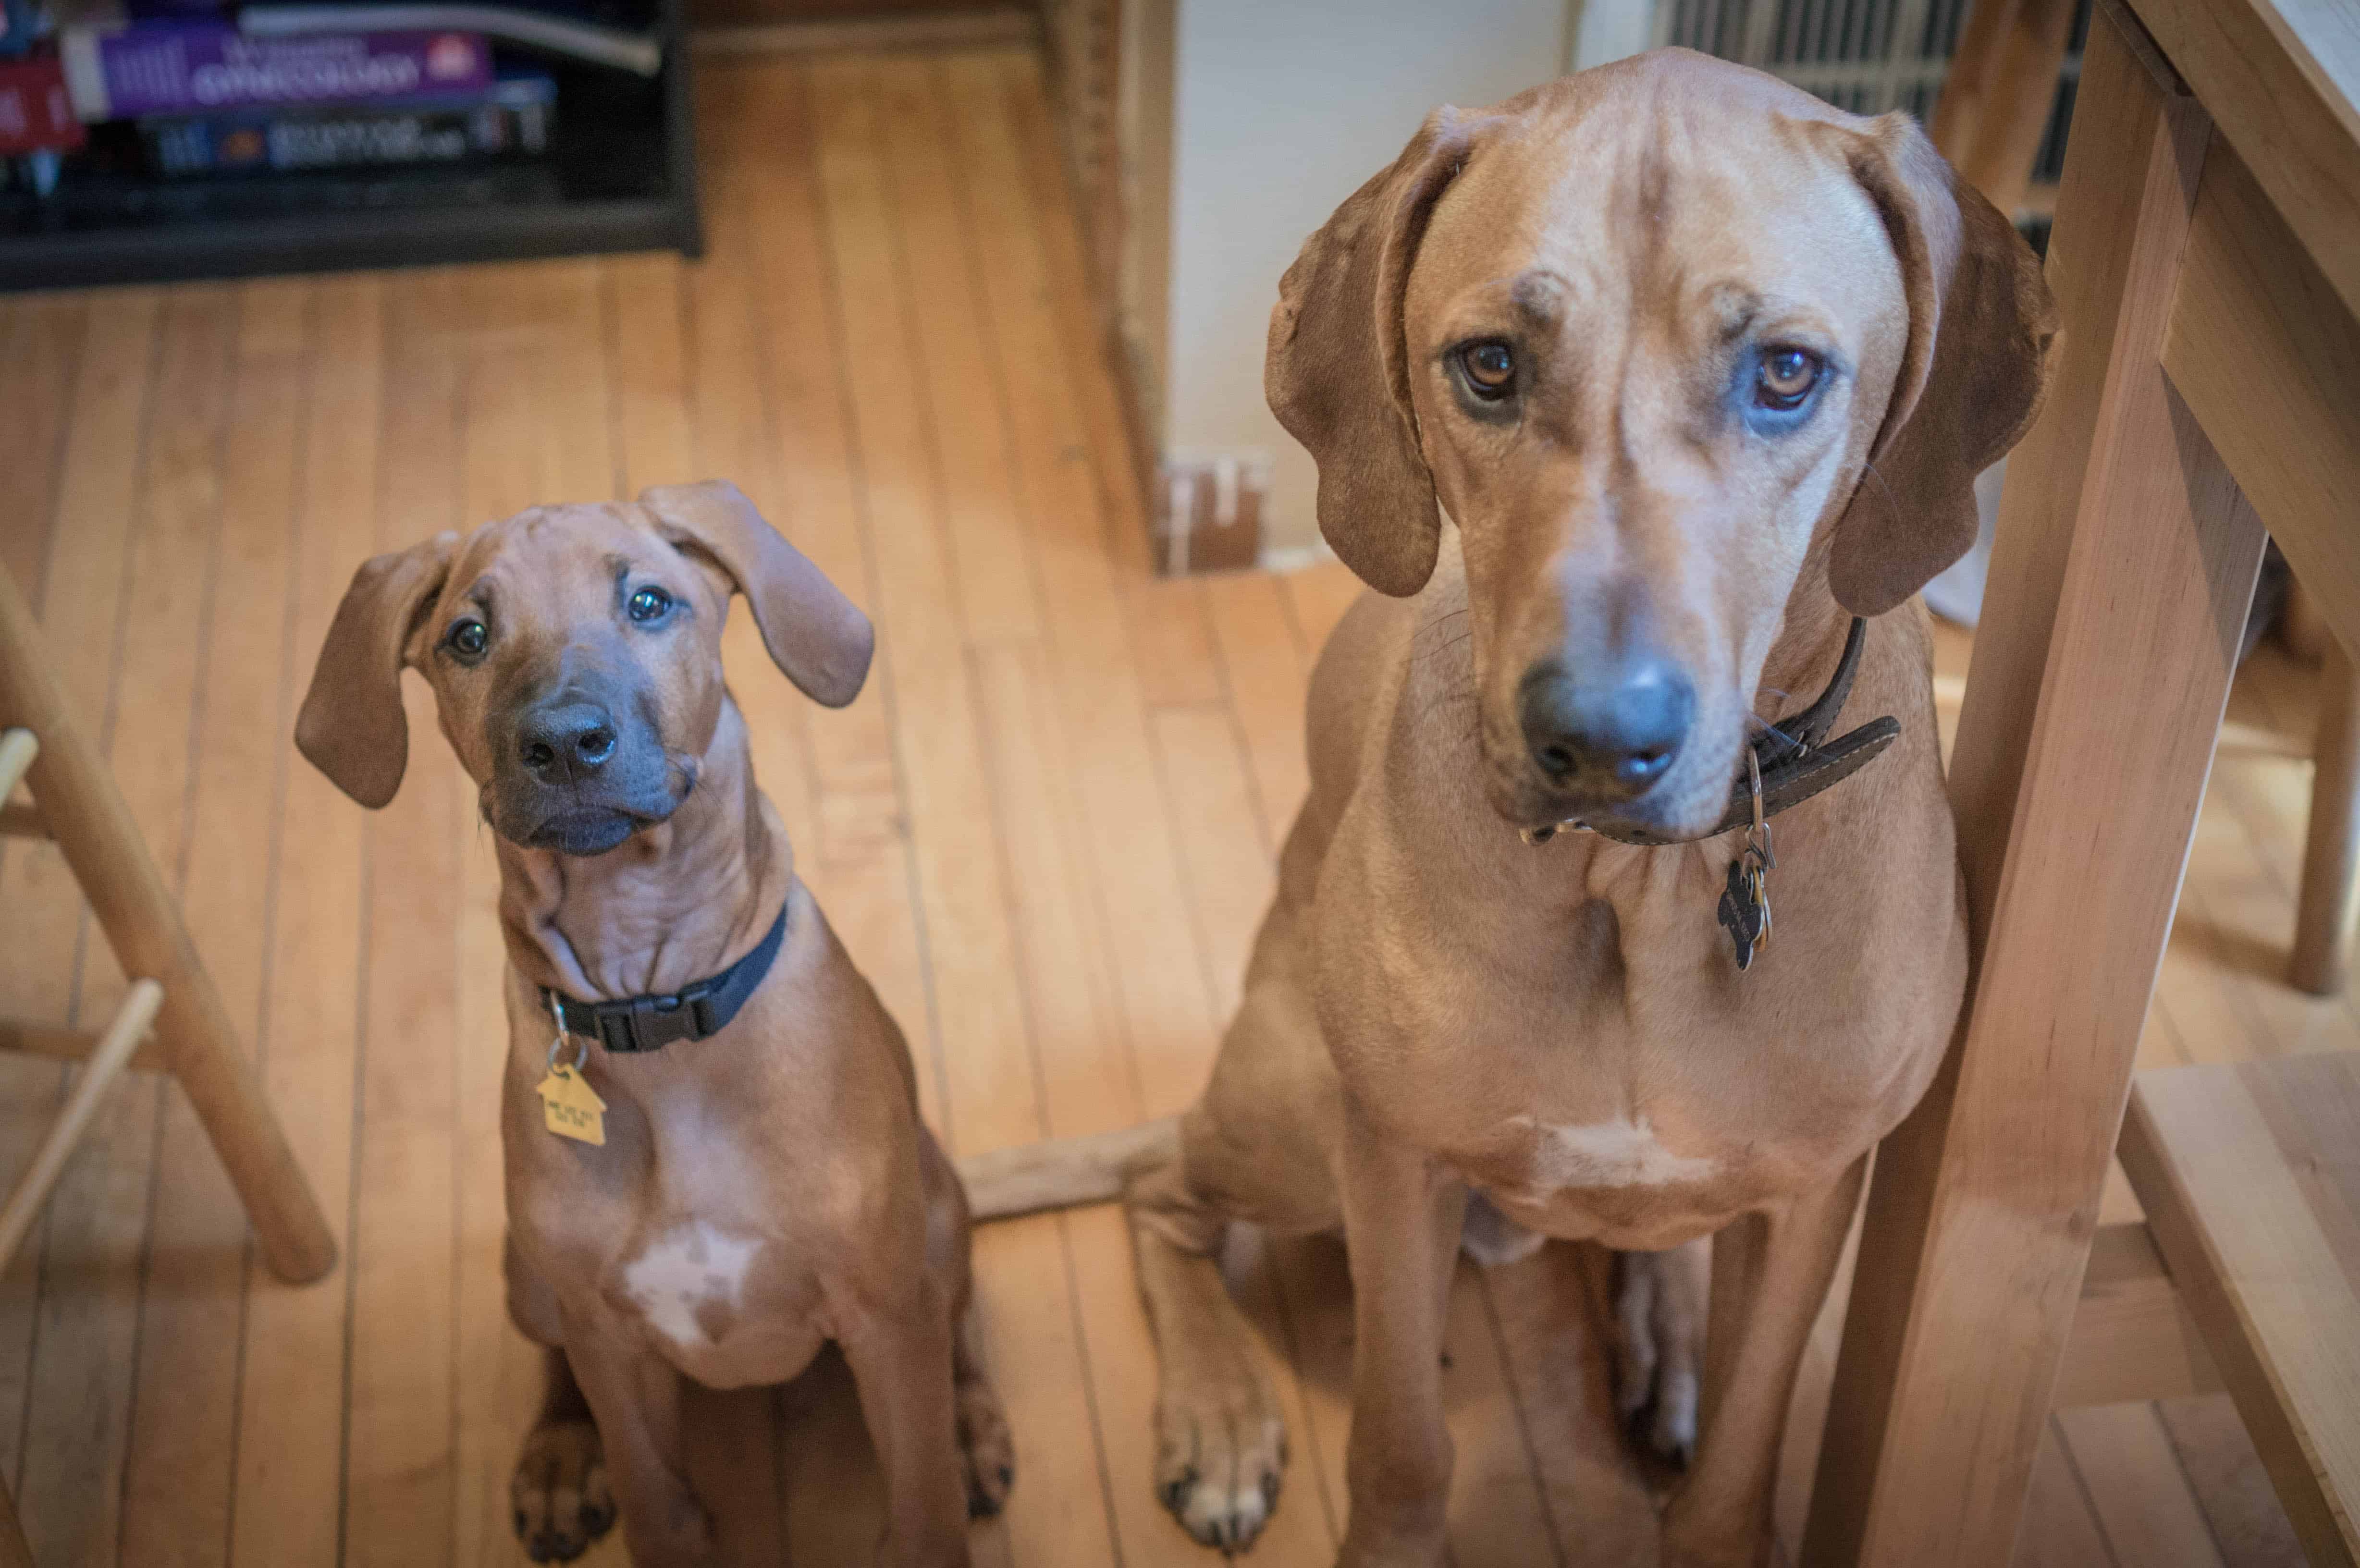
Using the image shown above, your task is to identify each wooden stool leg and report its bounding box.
[0,567,336,1284]
[0,979,162,1268]
[2290,639,2360,993]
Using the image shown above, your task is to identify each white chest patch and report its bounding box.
[1513,1114,1717,1193]
[622,1221,761,1350]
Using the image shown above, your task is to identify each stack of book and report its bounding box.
[8,0,662,198]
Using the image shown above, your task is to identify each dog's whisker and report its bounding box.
[1413,606,1471,637]
[1414,629,1476,663]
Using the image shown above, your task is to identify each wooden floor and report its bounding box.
[0,42,2327,1568]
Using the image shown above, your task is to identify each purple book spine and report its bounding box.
[66,24,489,119]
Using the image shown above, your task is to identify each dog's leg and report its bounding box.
[920,1121,1016,1521]
[836,1275,973,1568]
[1335,1106,1468,1568]
[505,1237,617,1565]
[951,1307,1015,1519]
[560,1327,719,1567]
[1127,1152,1290,1553]
[1612,1239,1710,1467]
[510,1348,619,1564]
[1662,1157,1865,1568]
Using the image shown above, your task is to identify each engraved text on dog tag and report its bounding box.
[538,1065,607,1145]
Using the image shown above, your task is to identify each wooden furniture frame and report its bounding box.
[0,564,336,1288]
[1802,0,2360,1560]
[2119,1054,2360,1566]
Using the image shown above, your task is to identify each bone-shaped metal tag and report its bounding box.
[1718,855,1770,971]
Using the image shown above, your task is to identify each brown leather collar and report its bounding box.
[1526,617,1900,848]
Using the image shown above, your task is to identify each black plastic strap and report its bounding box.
[541,898,789,1054]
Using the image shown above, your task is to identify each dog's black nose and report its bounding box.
[1519,659,1693,798]
[517,702,618,779]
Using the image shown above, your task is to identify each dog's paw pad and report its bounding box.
[1155,1404,1286,1556]
[510,1419,615,1564]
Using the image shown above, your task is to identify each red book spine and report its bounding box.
[0,56,84,156]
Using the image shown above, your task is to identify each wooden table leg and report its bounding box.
[1801,9,2261,1566]
[1931,0,2079,218]
[0,565,337,1285]
[2291,638,2360,994]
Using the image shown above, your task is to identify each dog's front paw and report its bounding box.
[1154,1386,1286,1555]
[1613,1240,1709,1469]
[510,1418,616,1563]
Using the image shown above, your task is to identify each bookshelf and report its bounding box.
[0,0,700,291]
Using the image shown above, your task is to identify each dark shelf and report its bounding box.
[0,0,700,291]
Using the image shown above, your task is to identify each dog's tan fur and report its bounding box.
[965,50,2053,1567]
[299,482,1011,1567]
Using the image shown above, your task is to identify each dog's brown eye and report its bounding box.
[1755,348,1822,410]
[628,586,673,623]
[447,619,489,659]
[1459,341,1516,397]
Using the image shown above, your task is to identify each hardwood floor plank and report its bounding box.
[1483,1245,1659,1568]
[0,296,86,613]
[1442,1262,1564,1568]
[0,289,158,1493]
[1130,578,1222,710]
[2058,1401,2229,1568]
[341,268,465,1568]
[2017,1421,2119,1568]
[19,282,235,1568]
[2157,1394,2307,1568]
[1281,562,1365,662]
[727,61,940,1133]
[1203,572,1314,839]
[230,272,383,1568]
[605,252,694,500]
[809,52,1113,1565]
[936,50,1222,1120]
[119,275,314,1568]
[1150,705,1276,1025]
[871,54,1041,649]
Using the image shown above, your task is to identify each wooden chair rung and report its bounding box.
[0,729,34,805]
[0,979,164,1271]
[0,565,334,1284]
[0,1014,168,1074]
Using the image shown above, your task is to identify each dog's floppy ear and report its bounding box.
[1822,113,2058,617]
[639,480,874,709]
[295,532,457,809]
[1267,107,1493,597]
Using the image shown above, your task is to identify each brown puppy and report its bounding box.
[961,49,2053,1567]
[298,482,1012,1568]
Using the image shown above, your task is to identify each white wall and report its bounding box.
[1163,0,1649,557]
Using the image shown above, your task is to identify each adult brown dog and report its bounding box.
[961,49,2054,1568]
[297,481,1012,1567]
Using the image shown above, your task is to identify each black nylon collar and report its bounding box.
[541,898,789,1054]
[1533,616,1900,848]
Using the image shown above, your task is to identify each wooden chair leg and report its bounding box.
[1930,0,2079,218]
[2291,639,2360,993]
[0,567,336,1284]
[0,979,162,1269]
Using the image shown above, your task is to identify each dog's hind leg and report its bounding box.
[1663,1157,1865,1568]
[505,1238,617,1564]
[1612,1238,1710,1467]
